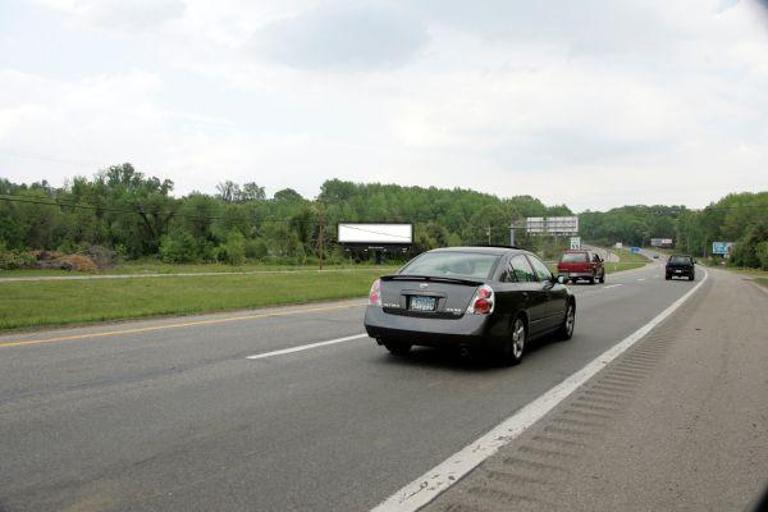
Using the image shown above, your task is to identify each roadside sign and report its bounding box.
[712,241,733,256]
[650,238,673,248]
[570,237,581,250]
[630,246,641,254]
[614,242,623,249]
[524,216,579,235]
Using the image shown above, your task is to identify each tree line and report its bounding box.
[0,163,571,266]
[1,163,765,269]
[579,193,768,268]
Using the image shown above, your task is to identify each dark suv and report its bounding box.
[665,255,695,281]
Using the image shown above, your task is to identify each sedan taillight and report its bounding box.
[467,284,495,315]
[369,278,382,306]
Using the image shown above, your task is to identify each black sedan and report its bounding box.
[364,247,575,365]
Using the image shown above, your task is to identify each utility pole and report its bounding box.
[487,225,492,246]
[316,205,325,270]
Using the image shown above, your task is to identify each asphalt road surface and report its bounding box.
[1,261,764,511]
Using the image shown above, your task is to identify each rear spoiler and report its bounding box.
[380,274,484,286]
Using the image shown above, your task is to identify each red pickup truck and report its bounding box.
[557,250,605,284]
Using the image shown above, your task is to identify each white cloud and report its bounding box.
[3,0,768,209]
[35,0,185,31]
[249,3,429,71]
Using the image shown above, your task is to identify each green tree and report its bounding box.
[218,230,246,265]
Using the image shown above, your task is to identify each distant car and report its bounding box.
[653,254,660,259]
[666,255,695,281]
[557,250,605,284]
[364,247,575,365]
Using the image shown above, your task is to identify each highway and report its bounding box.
[1,261,766,511]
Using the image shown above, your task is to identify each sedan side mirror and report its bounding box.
[556,274,567,284]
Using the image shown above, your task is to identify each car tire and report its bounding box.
[689,274,695,281]
[556,301,575,341]
[665,274,671,280]
[588,275,596,285]
[599,272,606,284]
[501,316,527,366]
[383,340,412,356]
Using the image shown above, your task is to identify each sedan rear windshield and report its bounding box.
[560,252,588,262]
[670,256,692,264]
[400,252,499,279]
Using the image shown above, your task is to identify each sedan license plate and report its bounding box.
[410,296,436,312]
[675,269,682,273]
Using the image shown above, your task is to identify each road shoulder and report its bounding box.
[424,268,768,511]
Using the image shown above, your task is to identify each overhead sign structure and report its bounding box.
[570,237,582,250]
[712,241,734,256]
[524,216,579,235]
[650,238,673,248]
[337,223,413,245]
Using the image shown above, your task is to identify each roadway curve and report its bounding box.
[1,260,764,511]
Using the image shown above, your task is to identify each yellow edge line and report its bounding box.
[0,303,364,349]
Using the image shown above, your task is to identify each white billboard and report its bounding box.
[337,223,413,244]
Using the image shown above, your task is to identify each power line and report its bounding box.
[0,194,328,225]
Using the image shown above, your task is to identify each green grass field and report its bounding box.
[604,247,649,273]
[0,260,390,278]
[0,267,397,332]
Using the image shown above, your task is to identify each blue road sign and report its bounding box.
[630,246,640,254]
[712,241,733,255]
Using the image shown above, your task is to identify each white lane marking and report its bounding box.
[245,333,368,361]
[371,269,709,512]
[603,284,622,289]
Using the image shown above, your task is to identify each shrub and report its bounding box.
[756,241,768,270]
[217,230,246,265]
[245,238,268,260]
[0,247,36,270]
[159,231,198,263]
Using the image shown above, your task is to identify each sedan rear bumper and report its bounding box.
[364,306,501,348]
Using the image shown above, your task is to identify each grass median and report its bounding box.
[0,267,397,332]
[604,248,649,273]
[605,261,647,273]
[0,260,388,278]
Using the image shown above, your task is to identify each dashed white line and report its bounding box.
[603,284,623,289]
[637,278,646,282]
[246,333,368,360]
[371,270,709,512]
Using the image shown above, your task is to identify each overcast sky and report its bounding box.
[1,0,767,211]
